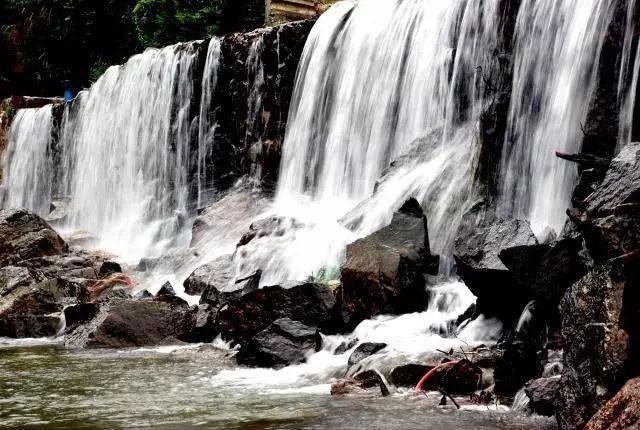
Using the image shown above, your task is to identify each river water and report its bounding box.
[0,341,557,430]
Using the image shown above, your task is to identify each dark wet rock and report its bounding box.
[331,369,390,397]
[136,249,200,274]
[65,299,196,348]
[471,346,503,369]
[417,359,483,394]
[347,342,387,368]
[237,217,301,248]
[63,303,100,333]
[189,303,218,343]
[524,376,560,417]
[582,211,640,263]
[0,285,62,338]
[454,218,537,323]
[334,338,358,355]
[236,318,321,368]
[340,199,439,330]
[557,255,640,430]
[389,363,434,387]
[98,261,122,278]
[585,377,640,430]
[0,209,68,268]
[183,254,233,296]
[156,281,176,297]
[494,335,539,397]
[499,236,592,304]
[200,269,261,308]
[585,142,640,217]
[133,289,153,300]
[217,282,337,345]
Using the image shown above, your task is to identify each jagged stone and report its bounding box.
[340,199,439,330]
[236,318,320,368]
[0,209,68,268]
[585,377,640,430]
[347,342,387,368]
[183,254,233,296]
[558,255,640,430]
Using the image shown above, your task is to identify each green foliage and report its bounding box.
[0,0,265,96]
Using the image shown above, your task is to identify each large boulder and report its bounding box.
[340,199,439,329]
[183,254,233,296]
[0,209,68,267]
[216,282,337,345]
[236,318,320,368]
[585,377,640,430]
[557,255,640,430]
[499,236,591,304]
[454,218,537,323]
[0,284,62,338]
[64,299,196,348]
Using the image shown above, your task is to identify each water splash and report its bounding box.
[499,0,618,235]
[0,106,55,216]
[618,0,640,149]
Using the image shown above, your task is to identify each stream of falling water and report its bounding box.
[0,106,54,216]
[498,0,618,235]
[56,42,202,260]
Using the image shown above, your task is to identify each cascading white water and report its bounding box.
[498,0,618,235]
[197,38,223,208]
[246,34,266,186]
[0,106,55,216]
[618,0,640,149]
[246,0,504,285]
[58,42,201,260]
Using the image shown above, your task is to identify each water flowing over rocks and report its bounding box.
[340,199,439,330]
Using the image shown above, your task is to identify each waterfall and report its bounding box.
[618,0,640,149]
[0,106,55,216]
[197,38,223,208]
[263,0,502,282]
[246,34,266,186]
[57,42,202,260]
[498,0,617,235]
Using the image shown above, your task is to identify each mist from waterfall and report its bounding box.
[57,42,202,260]
[498,0,617,235]
[0,105,54,216]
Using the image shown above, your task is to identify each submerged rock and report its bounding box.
[65,299,196,348]
[236,318,320,368]
[454,218,537,323]
[0,209,68,267]
[558,255,640,430]
[216,282,337,345]
[340,199,439,329]
[331,369,390,397]
[585,377,640,430]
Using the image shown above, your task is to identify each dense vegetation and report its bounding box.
[0,0,264,97]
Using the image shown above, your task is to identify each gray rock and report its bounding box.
[525,376,560,417]
[340,199,439,329]
[0,209,68,268]
[183,254,233,296]
[348,342,387,368]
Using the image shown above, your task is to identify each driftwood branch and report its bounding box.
[555,151,611,169]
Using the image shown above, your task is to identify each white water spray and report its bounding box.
[0,106,55,216]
